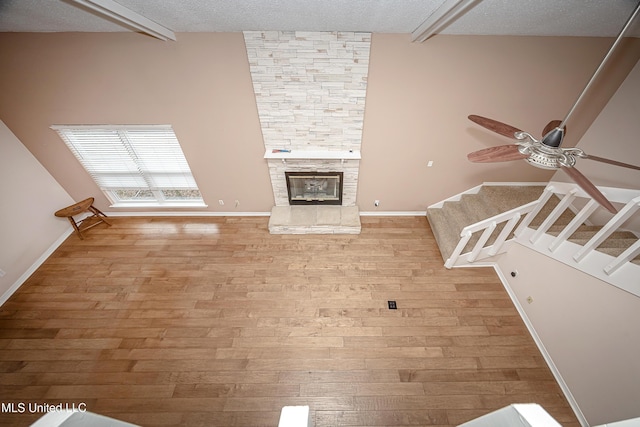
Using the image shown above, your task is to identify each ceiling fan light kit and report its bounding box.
[466,1,640,215]
[511,129,584,170]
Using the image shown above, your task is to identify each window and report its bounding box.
[52,125,205,207]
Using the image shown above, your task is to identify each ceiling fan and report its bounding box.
[467,1,640,214]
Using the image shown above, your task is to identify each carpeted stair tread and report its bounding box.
[544,224,637,254]
[478,185,545,213]
[545,225,618,238]
[427,185,544,262]
[459,193,496,222]
[428,194,497,261]
[527,218,640,263]
[427,208,461,261]
[568,237,637,248]
[427,184,639,266]
[528,197,576,228]
[597,247,640,264]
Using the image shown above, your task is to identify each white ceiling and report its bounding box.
[0,0,639,38]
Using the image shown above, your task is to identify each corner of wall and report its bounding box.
[0,228,72,307]
[0,120,75,306]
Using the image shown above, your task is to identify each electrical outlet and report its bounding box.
[0,269,5,278]
[427,160,434,167]
[235,200,240,207]
[218,200,224,206]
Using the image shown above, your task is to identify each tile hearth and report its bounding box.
[268,206,361,234]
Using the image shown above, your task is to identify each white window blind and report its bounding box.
[52,125,204,206]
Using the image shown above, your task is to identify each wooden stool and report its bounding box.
[54,197,111,239]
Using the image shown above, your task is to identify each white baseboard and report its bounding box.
[0,228,73,307]
[427,184,483,209]
[359,211,426,216]
[106,210,431,218]
[104,211,271,217]
[482,181,548,187]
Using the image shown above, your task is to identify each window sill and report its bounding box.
[109,202,208,209]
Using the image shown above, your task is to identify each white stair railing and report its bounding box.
[605,239,640,275]
[573,196,640,262]
[445,199,540,268]
[528,189,578,244]
[441,182,640,296]
[516,188,640,297]
[547,199,600,252]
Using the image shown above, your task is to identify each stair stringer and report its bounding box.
[516,227,640,298]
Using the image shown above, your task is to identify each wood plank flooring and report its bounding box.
[0,216,579,426]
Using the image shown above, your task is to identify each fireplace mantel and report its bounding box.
[264,149,361,161]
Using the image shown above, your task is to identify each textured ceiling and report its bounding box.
[0,0,639,37]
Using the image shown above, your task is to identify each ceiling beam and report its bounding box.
[70,0,176,41]
[412,0,480,42]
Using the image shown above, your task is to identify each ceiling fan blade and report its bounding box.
[583,154,640,171]
[542,120,563,137]
[468,115,523,138]
[468,145,529,163]
[560,165,617,214]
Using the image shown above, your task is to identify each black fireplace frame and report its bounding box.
[285,171,344,205]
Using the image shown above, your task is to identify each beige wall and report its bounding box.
[0,120,74,303]
[358,34,639,211]
[552,59,640,190]
[494,245,640,425]
[491,64,640,424]
[1,30,639,422]
[0,32,273,213]
[0,32,636,213]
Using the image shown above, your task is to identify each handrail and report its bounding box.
[517,190,640,296]
[442,182,639,294]
[460,200,539,234]
[546,181,639,205]
[445,199,541,268]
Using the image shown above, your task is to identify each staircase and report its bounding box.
[427,182,640,296]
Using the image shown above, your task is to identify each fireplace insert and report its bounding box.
[285,171,343,205]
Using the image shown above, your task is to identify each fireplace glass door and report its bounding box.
[285,172,343,205]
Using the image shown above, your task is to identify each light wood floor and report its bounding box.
[0,216,579,427]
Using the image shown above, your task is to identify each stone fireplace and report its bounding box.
[286,171,343,205]
[243,30,370,232]
[264,151,360,207]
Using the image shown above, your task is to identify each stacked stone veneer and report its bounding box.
[268,158,359,206]
[243,31,371,206]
